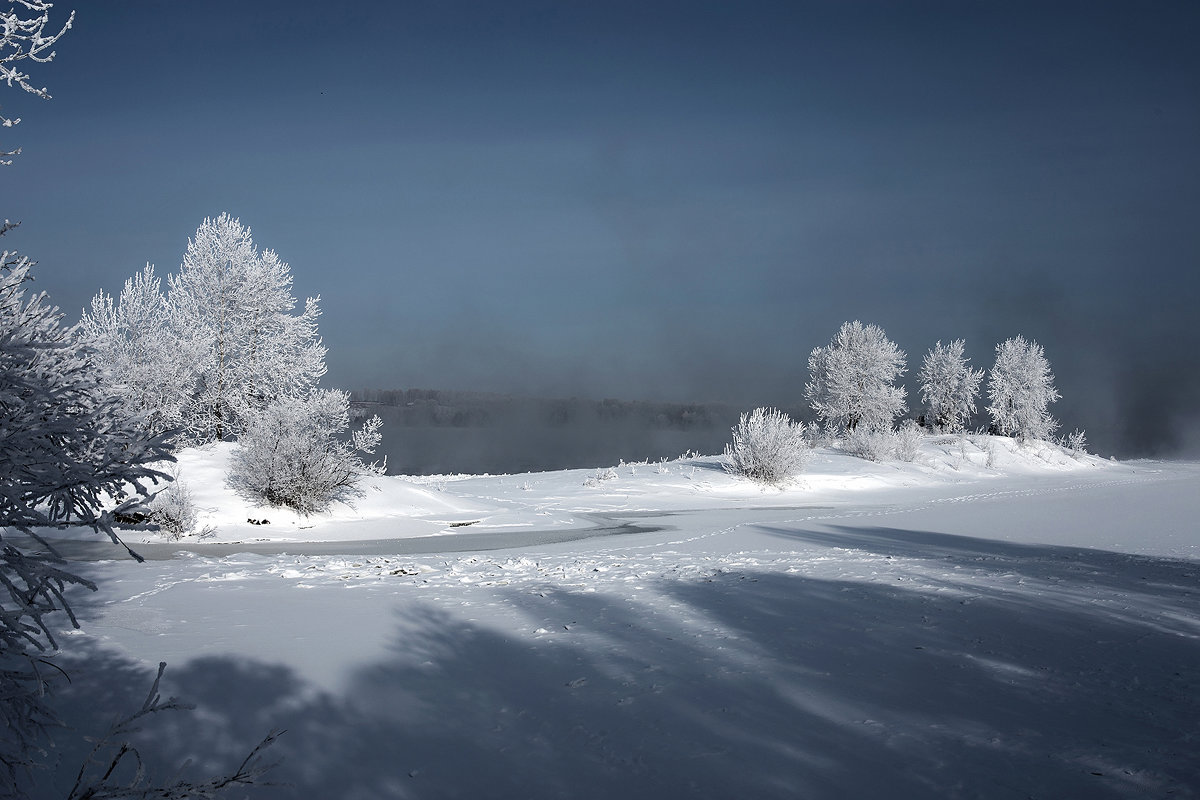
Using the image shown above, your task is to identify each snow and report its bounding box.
[29,437,1200,798]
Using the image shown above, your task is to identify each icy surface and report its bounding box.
[31,438,1200,798]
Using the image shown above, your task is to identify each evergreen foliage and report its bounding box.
[2,8,278,795]
[1,243,173,793]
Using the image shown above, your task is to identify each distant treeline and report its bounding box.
[349,389,804,475]
[351,388,760,431]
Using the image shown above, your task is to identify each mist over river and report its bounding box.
[352,390,789,476]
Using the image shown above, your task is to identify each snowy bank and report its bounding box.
[22,439,1200,799]
[42,434,1119,551]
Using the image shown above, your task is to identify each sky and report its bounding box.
[4,0,1199,457]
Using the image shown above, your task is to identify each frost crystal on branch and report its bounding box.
[0,1,74,162]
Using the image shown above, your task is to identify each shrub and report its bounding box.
[724,407,811,485]
[583,467,618,487]
[985,437,999,468]
[894,420,925,463]
[844,421,925,463]
[228,390,384,515]
[1060,428,1088,457]
[146,466,197,538]
[142,466,217,539]
[844,428,894,462]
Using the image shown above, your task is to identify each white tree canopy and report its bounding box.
[918,339,984,433]
[78,264,200,437]
[806,320,907,435]
[168,214,326,442]
[986,335,1060,442]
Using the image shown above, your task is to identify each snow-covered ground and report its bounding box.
[29,437,1200,798]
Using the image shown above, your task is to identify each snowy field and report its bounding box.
[29,437,1200,799]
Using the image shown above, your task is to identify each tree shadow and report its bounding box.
[758,523,1200,613]
[657,569,1200,798]
[25,538,1200,799]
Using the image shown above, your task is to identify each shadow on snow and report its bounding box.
[27,529,1200,799]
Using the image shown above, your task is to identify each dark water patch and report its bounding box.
[351,390,807,475]
[9,514,671,561]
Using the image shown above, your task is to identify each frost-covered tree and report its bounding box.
[168,214,326,443]
[78,264,200,437]
[0,252,171,537]
[986,335,1060,442]
[0,245,175,792]
[1,230,277,800]
[806,321,907,435]
[1,0,73,163]
[724,407,810,485]
[229,389,384,515]
[918,339,984,433]
[2,10,278,795]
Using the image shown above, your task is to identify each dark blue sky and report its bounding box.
[5,1,1199,455]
